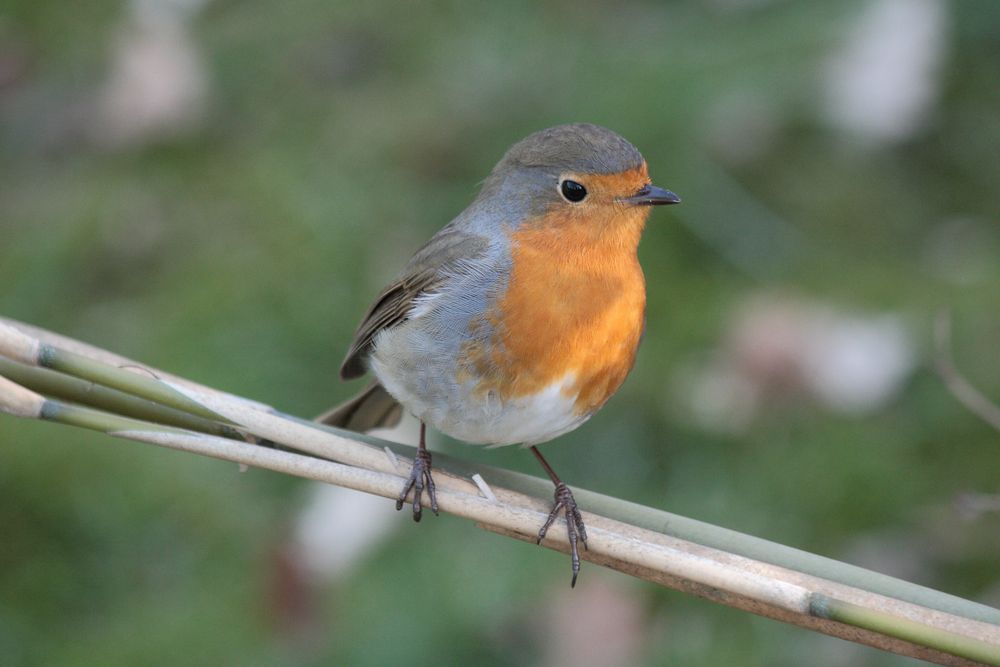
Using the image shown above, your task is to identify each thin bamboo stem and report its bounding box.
[7,391,998,666]
[0,318,273,412]
[40,400,191,435]
[2,317,999,666]
[35,345,229,423]
[0,357,240,438]
[812,595,1000,666]
[0,373,43,418]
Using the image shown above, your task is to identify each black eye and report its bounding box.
[560,179,587,203]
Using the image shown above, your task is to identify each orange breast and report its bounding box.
[465,203,649,416]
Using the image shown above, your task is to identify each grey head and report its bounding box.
[495,123,645,175]
[467,123,651,225]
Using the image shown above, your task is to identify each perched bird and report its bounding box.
[319,123,679,585]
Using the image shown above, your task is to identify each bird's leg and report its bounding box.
[396,421,439,522]
[530,445,588,587]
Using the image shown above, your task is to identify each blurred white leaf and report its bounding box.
[823,0,947,144]
[91,2,208,148]
[678,294,917,431]
[804,314,915,415]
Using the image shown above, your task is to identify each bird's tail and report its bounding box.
[315,381,403,432]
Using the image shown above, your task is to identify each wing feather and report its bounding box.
[339,228,489,379]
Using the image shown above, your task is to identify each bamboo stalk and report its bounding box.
[38,344,229,422]
[0,357,241,438]
[812,595,1000,666]
[2,318,999,665]
[0,318,273,413]
[300,413,1000,629]
[99,384,1000,662]
[0,322,225,421]
[0,373,43,418]
[3,383,997,665]
[40,400,189,435]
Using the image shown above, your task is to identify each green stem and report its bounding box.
[36,343,230,424]
[811,594,1000,666]
[0,357,240,439]
[40,400,186,435]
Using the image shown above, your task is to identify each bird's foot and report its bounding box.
[395,447,439,522]
[536,482,588,587]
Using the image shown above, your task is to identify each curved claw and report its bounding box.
[396,447,438,521]
[535,482,588,587]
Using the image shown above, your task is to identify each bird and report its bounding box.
[318,123,680,586]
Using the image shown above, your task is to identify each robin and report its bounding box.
[319,123,680,585]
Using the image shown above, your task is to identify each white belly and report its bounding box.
[370,325,589,446]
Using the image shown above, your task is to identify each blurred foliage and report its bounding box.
[1,1,999,665]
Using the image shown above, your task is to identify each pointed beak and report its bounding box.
[623,184,681,206]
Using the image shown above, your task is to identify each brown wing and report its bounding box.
[339,227,489,379]
[315,380,403,430]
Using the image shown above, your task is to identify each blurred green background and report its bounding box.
[2,0,999,665]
